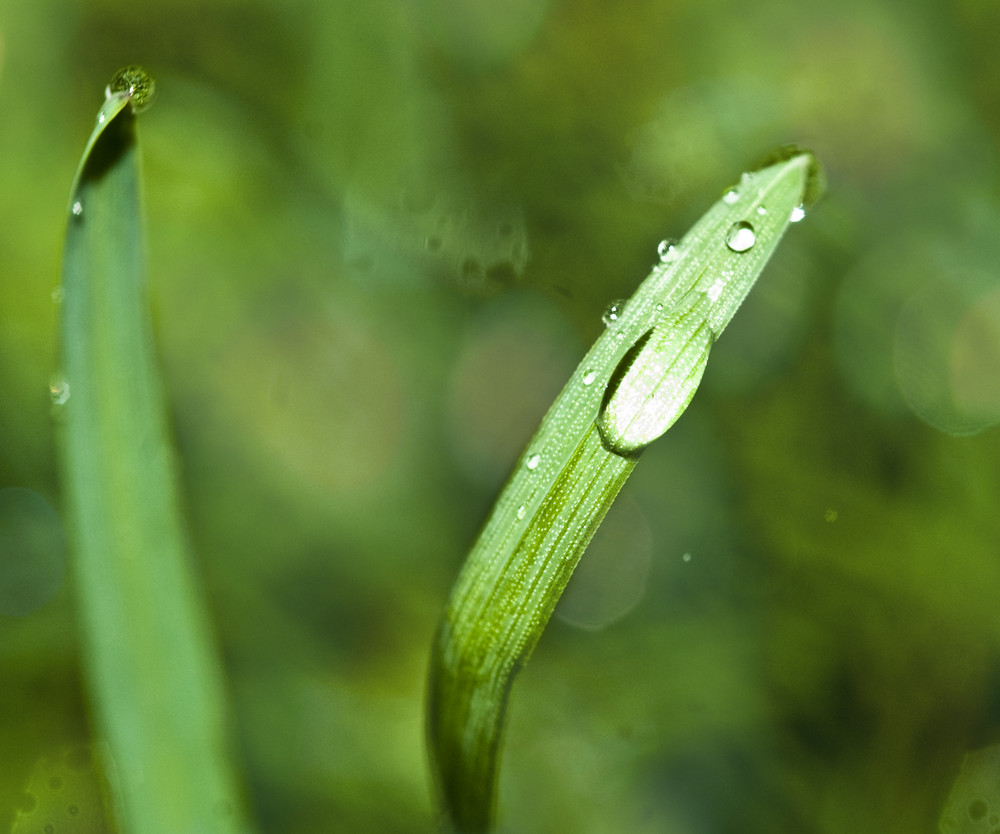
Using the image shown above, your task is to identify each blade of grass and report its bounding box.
[57,67,250,834]
[427,148,823,832]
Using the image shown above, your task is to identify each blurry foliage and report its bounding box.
[1,0,1000,832]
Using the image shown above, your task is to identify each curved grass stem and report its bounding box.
[427,149,821,832]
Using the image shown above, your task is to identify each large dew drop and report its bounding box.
[596,318,713,457]
[725,221,756,253]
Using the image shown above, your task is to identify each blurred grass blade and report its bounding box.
[57,68,250,834]
[427,149,822,832]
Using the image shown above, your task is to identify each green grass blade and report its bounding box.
[427,149,822,833]
[57,68,250,834]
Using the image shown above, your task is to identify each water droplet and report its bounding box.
[707,277,726,303]
[657,238,679,262]
[516,504,526,520]
[756,205,768,216]
[51,286,65,303]
[582,369,597,386]
[682,553,692,562]
[722,188,740,205]
[49,379,70,406]
[725,220,756,253]
[71,201,83,217]
[789,204,806,222]
[655,302,663,312]
[98,111,106,124]
[526,453,541,470]
[601,300,626,326]
[107,65,156,112]
[969,799,988,821]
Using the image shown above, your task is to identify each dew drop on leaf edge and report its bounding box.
[526,453,541,470]
[602,300,626,326]
[49,379,70,406]
[657,238,679,262]
[725,220,756,253]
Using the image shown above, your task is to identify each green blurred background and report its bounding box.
[2,0,1000,831]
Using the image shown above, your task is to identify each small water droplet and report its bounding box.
[969,799,988,821]
[707,277,726,303]
[601,300,626,326]
[71,201,83,217]
[756,205,768,216]
[682,553,692,562]
[49,378,70,406]
[526,453,541,470]
[656,238,679,262]
[51,286,65,303]
[725,220,756,253]
[722,188,740,205]
[582,369,597,386]
[98,111,106,124]
[516,504,526,520]
[655,302,663,312]
[107,65,156,112]
[789,204,806,222]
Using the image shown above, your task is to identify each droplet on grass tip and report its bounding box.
[725,220,756,252]
[790,204,806,222]
[106,65,156,112]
